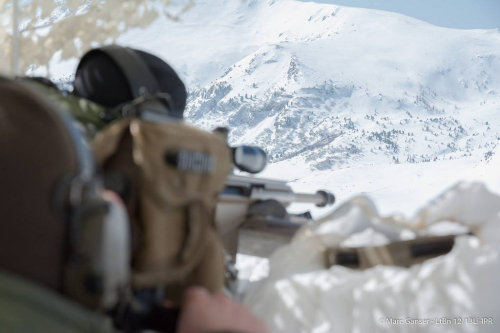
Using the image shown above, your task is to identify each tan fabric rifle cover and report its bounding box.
[93,119,231,301]
[324,234,458,270]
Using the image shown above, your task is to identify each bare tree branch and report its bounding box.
[0,0,174,75]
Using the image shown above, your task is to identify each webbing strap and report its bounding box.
[99,45,160,98]
[325,234,463,269]
[131,199,210,287]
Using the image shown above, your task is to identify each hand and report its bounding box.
[176,287,268,333]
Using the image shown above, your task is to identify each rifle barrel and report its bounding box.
[250,188,335,207]
[221,175,335,207]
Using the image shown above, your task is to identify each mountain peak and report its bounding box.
[120,0,500,170]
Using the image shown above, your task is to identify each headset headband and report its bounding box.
[57,110,97,183]
[32,90,103,220]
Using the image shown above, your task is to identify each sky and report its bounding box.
[300,0,500,29]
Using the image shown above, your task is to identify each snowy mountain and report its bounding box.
[117,0,500,175]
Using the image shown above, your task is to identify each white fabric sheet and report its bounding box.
[245,182,500,333]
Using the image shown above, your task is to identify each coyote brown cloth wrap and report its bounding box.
[93,119,231,301]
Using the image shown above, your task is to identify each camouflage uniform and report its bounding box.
[22,79,116,139]
[0,271,117,333]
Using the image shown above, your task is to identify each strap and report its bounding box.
[132,199,210,286]
[58,110,97,183]
[95,45,160,98]
[325,234,465,269]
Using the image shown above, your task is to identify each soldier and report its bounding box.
[0,78,267,332]
[0,77,127,332]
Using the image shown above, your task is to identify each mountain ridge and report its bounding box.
[117,0,500,170]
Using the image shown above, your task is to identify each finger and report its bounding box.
[182,286,210,305]
[213,292,231,304]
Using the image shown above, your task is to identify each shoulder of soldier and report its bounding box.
[19,77,110,138]
[0,270,118,333]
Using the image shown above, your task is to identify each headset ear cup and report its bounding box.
[65,196,130,310]
[98,195,130,308]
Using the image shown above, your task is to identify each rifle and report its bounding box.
[216,147,469,279]
[215,144,336,263]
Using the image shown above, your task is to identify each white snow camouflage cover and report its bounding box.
[245,182,500,333]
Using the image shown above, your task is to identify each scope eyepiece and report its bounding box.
[316,190,336,207]
[232,145,267,174]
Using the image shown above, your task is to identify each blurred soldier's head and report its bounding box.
[0,78,79,291]
[0,78,129,310]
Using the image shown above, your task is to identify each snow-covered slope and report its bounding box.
[118,0,500,175]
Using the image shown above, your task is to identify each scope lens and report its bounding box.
[233,146,267,173]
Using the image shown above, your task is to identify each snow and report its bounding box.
[244,182,500,332]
